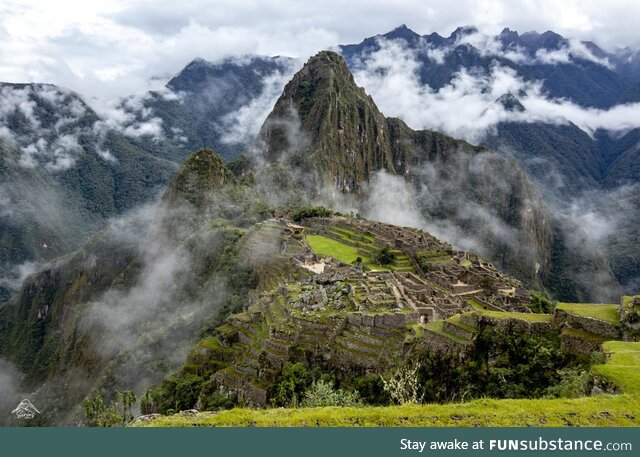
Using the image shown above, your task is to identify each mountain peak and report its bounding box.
[163,148,235,208]
[384,24,421,41]
[498,27,519,45]
[449,25,479,40]
[270,50,359,121]
[257,50,393,192]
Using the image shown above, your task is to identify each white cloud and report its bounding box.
[1,0,639,100]
[218,60,301,145]
[351,38,640,142]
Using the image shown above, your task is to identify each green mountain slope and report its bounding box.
[0,83,177,300]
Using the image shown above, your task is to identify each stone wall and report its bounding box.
[561,330,605,354]
[554,309,621,339]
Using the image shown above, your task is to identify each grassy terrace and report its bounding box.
[592,341,640,394]
[476,308,552,323]
[134,395,640,427]
[556,303,620,324]
[305,234,412,271]
[425,320,472,345]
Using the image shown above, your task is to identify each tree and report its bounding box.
[375,246,395,266]
[271,362,311,407]
[380,360,423,405]
[84,389,137,427]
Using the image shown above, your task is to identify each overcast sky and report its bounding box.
[1,0,639,98]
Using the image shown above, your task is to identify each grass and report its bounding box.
[305,234,411,272]
[556,303,620,324]
[425,320,472,345]
[592,341,640,394]
[467,298,486,310]
[133,395,640,427]
[446,314,478,333]
[476,309,552,323]
[135,326,640,428]
[306,234,371,264]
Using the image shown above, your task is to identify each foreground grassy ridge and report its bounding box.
[593,341,640,394]
[556,303,620,324]
[134,395,640,427]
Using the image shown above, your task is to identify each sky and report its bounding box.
[1,0,639,99]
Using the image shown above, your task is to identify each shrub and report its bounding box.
[375,245,395,266]
[300,380,362,407]
[291,206,332,223]
[270,362,311,407]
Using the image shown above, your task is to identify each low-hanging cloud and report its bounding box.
[0,359,21,425]
[350,38,640,143]
[456,30,613,68]
[218,61,301,146]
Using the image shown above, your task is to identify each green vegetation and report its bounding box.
[292,206,332,222]
[528,291,556,314]
[306,234,365,265]
[414,250,451,271]
[84,390,137,427]
[133,394,640,427]
[305,234,411,271]
[375,245,395,266]
[556,303,620,324]
[476,309,553,323]
[592,341,640,394]
[301,380,362,407]
[425,320,471,345]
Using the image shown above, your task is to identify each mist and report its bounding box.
[0,359,21,425]
[349,38,640,143]
[218,61,300,146]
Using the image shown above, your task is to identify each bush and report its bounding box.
[270,362,312,407]
[301,380,362,407]
[375,246,395,266]
[545,369,592,398]
[528,291,556,314]
[84,390,136,427]
[291,206,332,223]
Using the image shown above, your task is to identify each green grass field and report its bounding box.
[592,341,640,394]
[306,234,367,265]
[556,303,620,324]
[133,394,640,427]
[476,308,553,323]
[305,234,412,271]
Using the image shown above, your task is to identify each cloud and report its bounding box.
[533,39,612,68]
[217,60,300,146]
[455,30,612,68]
[350,38,640,142]
[90,91,170,140]
[0,84,87,171]
[0,359,22,425]
[0,261,39,292]
[2,1,639,100]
